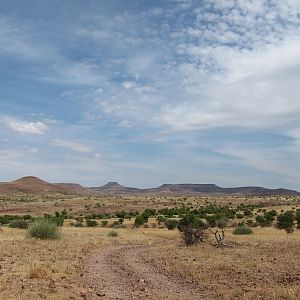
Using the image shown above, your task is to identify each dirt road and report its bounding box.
[83,242,200,299]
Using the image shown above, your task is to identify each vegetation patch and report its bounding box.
[26,218,61,240]
[233,225,253,235]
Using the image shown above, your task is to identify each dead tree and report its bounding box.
[209,229,225,246]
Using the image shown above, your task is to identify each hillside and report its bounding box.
[54,183,91,195]
[0,177,298,196]
[147,184,299,196]
[91,182,299,196]
[0,176,77,195]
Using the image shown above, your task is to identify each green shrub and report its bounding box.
[178,214,208,245]
[44,213,64,226]
[107,230,118,237]
[295,211,300,228]
[0,215,11,225]
[233,225,253,235]
[255,215,273,227]
[156,215,166,225]
[277,211,295,230]
[134,215,145,227]
[9,219,29,229]
[26,218,61,240]
[164,219,179,230]
[86,219,98,227]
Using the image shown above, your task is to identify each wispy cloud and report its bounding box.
[1,116,49,135]
[52,139,95,154]
[1,1,300,188]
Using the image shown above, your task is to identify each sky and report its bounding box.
[1,0,300,189]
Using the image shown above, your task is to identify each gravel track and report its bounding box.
[83,242,200,299]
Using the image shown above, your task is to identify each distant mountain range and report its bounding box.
[0,176,298,196]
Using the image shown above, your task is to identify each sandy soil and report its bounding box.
[83,241,200,300]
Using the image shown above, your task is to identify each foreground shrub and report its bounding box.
[233,225,253,235]
[9,219,29,229]
[107,230,118,237]
[26,218,61,240]
[178,214,208,245]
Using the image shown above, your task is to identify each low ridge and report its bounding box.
[0,177,298,196]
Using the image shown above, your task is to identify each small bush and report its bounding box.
[44,213,64,226]
[164,219,179,230]
[107,230,118,237]
[86,219,98,227]
[285,227,294,234]
[156,215,166,225]
[134,215,145,227]
[178,214,208,245]
[9,219,29,229]
[26,218,61,240]
[233,225,253,235]
[277,211,295,229]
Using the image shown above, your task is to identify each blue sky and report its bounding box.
[1,0,300,188]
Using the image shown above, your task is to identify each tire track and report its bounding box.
[83,242,200,299]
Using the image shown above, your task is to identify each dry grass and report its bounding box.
[0,226,162,299]
[142,228,300,300]
[1,226,298,299]
[1,194,299,217]
[0,194,300,299]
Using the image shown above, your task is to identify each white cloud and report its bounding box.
[122,81,153,93]
[1,117,48,135]
[52,139,94,153]
[159,38,300,130]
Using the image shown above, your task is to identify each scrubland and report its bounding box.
[0,194,299,299]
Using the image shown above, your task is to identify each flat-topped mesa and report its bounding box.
[157,184,222,193]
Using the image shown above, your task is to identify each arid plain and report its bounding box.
[0,177,300,299]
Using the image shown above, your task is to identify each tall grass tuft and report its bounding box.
[26,218,61,240]
[233,224,253,235]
